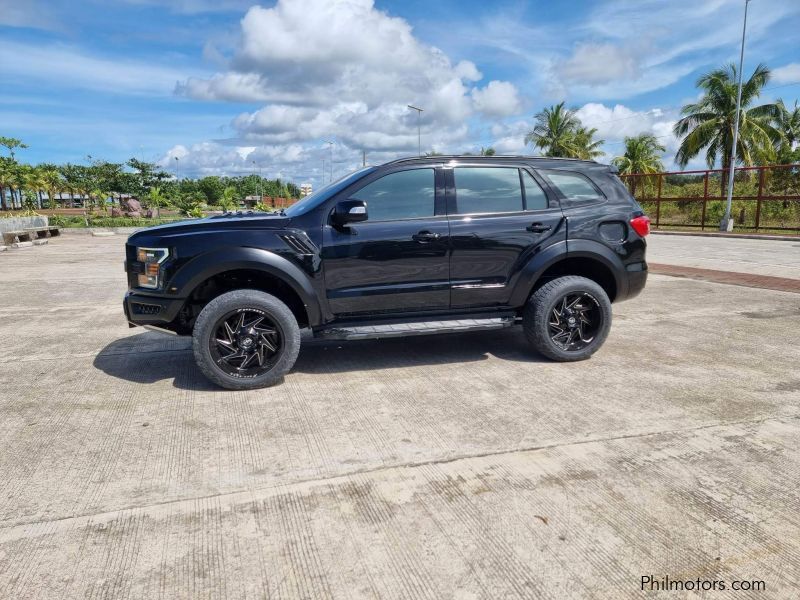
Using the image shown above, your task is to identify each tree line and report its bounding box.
[0,147,302,214]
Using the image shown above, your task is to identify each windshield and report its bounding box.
[284,167,376,217]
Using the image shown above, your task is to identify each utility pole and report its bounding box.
[721,0,751,232]
[174,156,179,181]
[407,105,423,156]
[363,150,366,167]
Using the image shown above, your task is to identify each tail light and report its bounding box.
[630,215,650,237]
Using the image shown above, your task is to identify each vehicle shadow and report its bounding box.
[93,327,546,390]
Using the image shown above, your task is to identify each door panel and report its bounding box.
[321,167,450,316]
[448,166,565,308]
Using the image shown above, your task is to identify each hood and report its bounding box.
[127,212,291,245]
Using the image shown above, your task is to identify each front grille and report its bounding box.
[131,302,162,315]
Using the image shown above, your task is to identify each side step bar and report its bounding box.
[315,317,516,341]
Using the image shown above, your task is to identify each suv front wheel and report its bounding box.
[192,289,301,390]
[523,275,612,362]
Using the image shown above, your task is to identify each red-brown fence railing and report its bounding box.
[618,164,800,233]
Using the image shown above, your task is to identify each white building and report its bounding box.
[300,183,312,197]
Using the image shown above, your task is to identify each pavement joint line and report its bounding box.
[1,410,796,540]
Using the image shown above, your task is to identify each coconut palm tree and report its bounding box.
[525,102,582,157]
[146,186,170,218]
[0,157,16,211]
[674,63,783,193]
[218,186,239,212]
[570,126,605,160]
[612,134,666,197]
[777,99,800,151]
[40,166,63,208]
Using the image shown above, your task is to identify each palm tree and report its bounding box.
[777,99,800,151]
[612,134,666,197]
[674,63,783,193]
[218,186,239,212]
[146,186,170,218]
[40,167,63,208]
[480,147,496,156]
[570,126,605,160]
[0,157,16,211]
[0,136,28,160]
[525,102,582,157]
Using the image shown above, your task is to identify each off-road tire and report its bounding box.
[192,289,301,390]
[523,275,612,362]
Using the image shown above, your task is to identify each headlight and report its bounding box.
[136,247,169,289]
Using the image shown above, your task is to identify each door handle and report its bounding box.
[412,230,441,242]
[526,222,551,233]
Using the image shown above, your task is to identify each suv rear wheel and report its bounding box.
[523,275,612,362]
[192,289,301,390]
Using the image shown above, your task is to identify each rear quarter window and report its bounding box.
[541,170,605,204]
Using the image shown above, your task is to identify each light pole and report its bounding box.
[324,140,334,183]
[407,105,423,156]
[174,156,179,181]
[721,0,751,232]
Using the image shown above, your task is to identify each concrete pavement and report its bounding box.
[0,233,799,598]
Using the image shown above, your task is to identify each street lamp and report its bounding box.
[721,0,751,232]
[407,104,423,157]
[324,140,334,183]
[174,156,179,181]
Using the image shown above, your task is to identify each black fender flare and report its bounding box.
[508,239,626,306]
[167,247,322,326]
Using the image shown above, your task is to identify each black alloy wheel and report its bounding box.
[209,309,283,377]
[547,292,602,351]
[192,289,301,390]
[523,275,612,362]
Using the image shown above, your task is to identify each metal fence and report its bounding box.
[618,164,800,233]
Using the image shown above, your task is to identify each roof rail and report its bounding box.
[383,155,600,166]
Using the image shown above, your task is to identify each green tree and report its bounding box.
[0,136,28,159]
[480,147,496,156]
[0,157,17,210]
[674,63,783,193]
[525,102,582,157]
[145,186,169,218]
[218,186,240,212]
[569,126,605,160]
[198,176,225,205]
[612,134,666,197]
[777,99,800,154]
[39,166,63,208]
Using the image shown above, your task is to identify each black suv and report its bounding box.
[124,156,649,390]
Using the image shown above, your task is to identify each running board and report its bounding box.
[316,317,516,341]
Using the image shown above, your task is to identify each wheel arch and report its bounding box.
[169,248,322,328]
[510,240,625,306]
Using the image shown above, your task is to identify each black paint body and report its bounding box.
[124,156,648,334]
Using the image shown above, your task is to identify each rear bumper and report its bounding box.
[124,291,184,327]
[619,262,648,302]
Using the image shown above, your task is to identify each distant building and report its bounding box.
[300,183,312,197]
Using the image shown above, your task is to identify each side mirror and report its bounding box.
[332,200,368,226]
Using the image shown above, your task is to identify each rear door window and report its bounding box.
[541,170,604,203]
[453,167,523,214]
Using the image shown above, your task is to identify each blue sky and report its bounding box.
[1,0,799,187]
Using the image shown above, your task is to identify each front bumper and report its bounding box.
[124,291,185,327]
